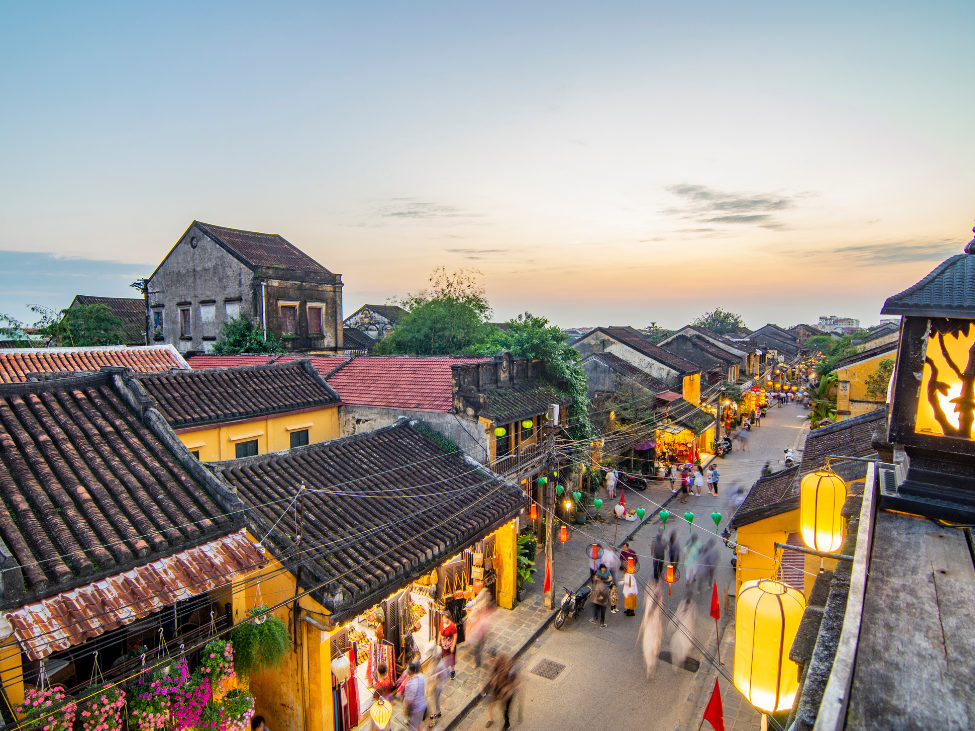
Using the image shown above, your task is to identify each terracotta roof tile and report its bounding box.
[343,327,378,352]
[196,221,331,274]
[0,371,243,606]
[135,360,341,429]
[0,345,188,384]
[729,466,800,529]
[187,354,347,373]
[213,420,526,616]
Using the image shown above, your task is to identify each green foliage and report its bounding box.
[413,423,459,454]
[41,304,126,346]
[229,606,291,677]
[806,372,838,426]
[517,533,537,585]
[376,267,496,355]
[212,316,283,355]
[130,279,148,295]
[692,308,747,335]
[723,385,744,405]
[806,332,871,375]
[864,358,895,401]
[467,312,595,442]
[0,312,34,347]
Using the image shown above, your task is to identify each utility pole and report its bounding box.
[544,403,559,610]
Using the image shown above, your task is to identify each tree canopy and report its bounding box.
[375,267,497,355]
[33,304,127,347]
[212,316,283,354]
[692,308,747,335]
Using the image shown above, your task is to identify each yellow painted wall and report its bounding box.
[0,637,23,714]
[835,351,895,421]
[234,532,334,731]
[177,406,340,461]
[734,510,835,599]
[682,373,701,406]
[494,520,518,609]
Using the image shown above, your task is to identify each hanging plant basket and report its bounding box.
[170,670,211,731]
[230,606,291,678]
[17,686,77,731]
[78,683,125,731]
[199,640,236,690]
[221,689,256,731]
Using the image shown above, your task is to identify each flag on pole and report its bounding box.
[543,553,552,594]
[710,580,721,621]
[702,679,725,731]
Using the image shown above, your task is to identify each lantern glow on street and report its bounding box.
[800,469,847,552]
[734,580,805,713]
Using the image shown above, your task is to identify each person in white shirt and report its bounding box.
[606,468,618,499]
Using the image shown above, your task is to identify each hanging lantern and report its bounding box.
[636,507,646,520]
[590,544,601,560]
[593,498,603,510]
[370,698,393,730]
[572,491,582,502]
[553,470,558,477]
[556,484,564,497]
[522,419,533,429]
[665,563,677,596]
[659,509,669,524]
[800,469,847,552]
[538,476,547,486]
[711,511,722,528]
[494,427,506,437]
[529,503,538,522]
[627,557,636,573]
[734,580,806,713]
[560,524,568,543]
[684,511,695,532]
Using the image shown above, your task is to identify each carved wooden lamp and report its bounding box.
[880,223,975,521]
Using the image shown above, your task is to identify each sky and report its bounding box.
[1,1,973,330]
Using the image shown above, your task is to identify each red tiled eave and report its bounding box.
[0,345,188,384]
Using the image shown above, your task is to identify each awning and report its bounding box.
[5,530,266,660]
[657,391,682,402]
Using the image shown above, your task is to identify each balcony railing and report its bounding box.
[490,442,544,479]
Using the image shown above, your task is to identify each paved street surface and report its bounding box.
[446,401,809,731]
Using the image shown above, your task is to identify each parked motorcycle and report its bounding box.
[716,437,733,457]
[618,472,648,491]
[784,448,795,467]
[554,585,592,629]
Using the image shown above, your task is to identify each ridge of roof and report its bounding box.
[880,251,975,318]
[0,344,189,383]
[582,352,670,392]
[195,221,332,275]
[592,327,701,374]
[834,342,897,370]
[729,465,801,529]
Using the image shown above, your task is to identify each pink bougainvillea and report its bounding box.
[198,641,235,686]
[169,673,211,731]
[17,686,77,731]
[78,685,125,731]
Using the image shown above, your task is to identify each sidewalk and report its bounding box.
[429,479,677,730]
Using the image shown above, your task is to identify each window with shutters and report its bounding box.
[280,305,298,335]
[179,308,191,338]
[236,440,259,458]
[290,430,309,448]
[308,306,324,336]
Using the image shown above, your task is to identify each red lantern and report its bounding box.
[560,524,568,554]
[590,545,600,560]
[665,563,676,596]
[529,503,538,522]
[627,557,636,573]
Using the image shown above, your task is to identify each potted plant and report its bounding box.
[170,670,211,731]
[515,533,537,601]
[230,606,291,678]
[17,686,76,731]
[199,640,236,697]
[78,684,125,731]
[221,689,256,731]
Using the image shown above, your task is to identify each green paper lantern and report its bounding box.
[572,491,582,503]
[556,484,564,496]
[636,507,646,520]
[659,509,670,525]
[522,420,533,429]
[538,476,547,485]
[553,470,558,477]
[711,511,722,527]
[684,512,695,532]
[494,427,506,437]
[593,498,603,510]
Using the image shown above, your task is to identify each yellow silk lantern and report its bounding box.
[370,698,393,729]
[800,470,847,552]
[734,580,805,713]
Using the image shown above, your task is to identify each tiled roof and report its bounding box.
[881,250,975,318]
[583,352,670,392]
[661,335,739,367]
[834,342,897,371]
[134,360,341,429]
[666,398,716,436]
[0,345,188,384]
[800,407,886,475]
[187,354,348,374]
[859,321,899,343]
[70,295,146,346]
[345,304,408,324]
[597,327,701,374]
[195,221,331,274]
[684,326,751,353]
[343,327,377,352]
[480,382,571,424]
[326,356,490,411]
[213,420,526,616]
[729,466,800,529]
[0,371,242,606]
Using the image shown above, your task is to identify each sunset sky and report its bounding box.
[1,1,973,330]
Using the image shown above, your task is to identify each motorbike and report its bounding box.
[784,448,795,467]
[618,472,648,491]
[716,437,733,457]
[554,585,592,629]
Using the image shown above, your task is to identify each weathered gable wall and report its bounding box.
[337,405,490,462]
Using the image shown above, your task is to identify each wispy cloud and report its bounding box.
[663,183,808,230]
[378,198,481,220]
[446,247,511,260]
[796,238,963,265]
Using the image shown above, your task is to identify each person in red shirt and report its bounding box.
[439,619,458,679]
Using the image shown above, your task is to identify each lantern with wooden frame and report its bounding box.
[800,467,847,552]
[881,225,975,522]
[370,698,393,729]
[734,579,805,714]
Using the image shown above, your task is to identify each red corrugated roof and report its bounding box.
[0,345,188,383]
[326,357,490,411]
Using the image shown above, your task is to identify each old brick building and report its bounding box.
[147,221,343,354]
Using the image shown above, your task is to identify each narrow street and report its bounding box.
[453,401,808,731]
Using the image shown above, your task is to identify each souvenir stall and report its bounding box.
[330,535,504,730]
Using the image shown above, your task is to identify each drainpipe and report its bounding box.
[261,281,267,341]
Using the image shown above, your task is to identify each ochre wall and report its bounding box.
[682,373,701,406]
[835,351,895,420]
[177,406,340,461]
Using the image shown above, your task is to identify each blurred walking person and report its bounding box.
[651,530,667,582]
[401,661,426,731]
[425,649,447,727]
[670,591,697,673]
[591,564,613,628]
[637,582,664,679]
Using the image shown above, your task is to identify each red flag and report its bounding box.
[703,679,725,731]
[619,491,626,510]
[710,581,721,621]
[543,553,552,594]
